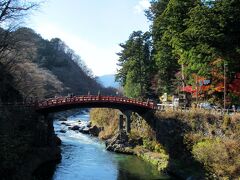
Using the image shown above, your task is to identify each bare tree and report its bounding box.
[0,0,39,24]
[0,0,40,58]
[3,31,64,99]
[12,61,63,99]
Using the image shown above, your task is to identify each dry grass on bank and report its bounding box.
[155,110,240,179]
[90,108,240,178]
[90,108,119,140]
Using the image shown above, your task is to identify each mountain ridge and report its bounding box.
[98,74,120,88]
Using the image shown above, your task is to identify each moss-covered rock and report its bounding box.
[134,146,169,171]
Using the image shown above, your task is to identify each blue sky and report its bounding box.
[27,0,151,76]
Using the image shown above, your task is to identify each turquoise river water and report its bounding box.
[52,112,172,180]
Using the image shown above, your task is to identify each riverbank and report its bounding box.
[89,108,240,179]
[0,106,61,180]
[89,108,178,177]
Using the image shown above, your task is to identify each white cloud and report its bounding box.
[33,22,119,76]
[134,0,150,14]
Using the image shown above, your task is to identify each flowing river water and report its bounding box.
[52,112,172,180]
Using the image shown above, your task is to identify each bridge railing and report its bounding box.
[36,95,157,110]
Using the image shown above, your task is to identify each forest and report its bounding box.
[0,1,115,178]
[116,0,240,107]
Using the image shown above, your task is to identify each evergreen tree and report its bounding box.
[149,0,198,94]
[116,31,154,98]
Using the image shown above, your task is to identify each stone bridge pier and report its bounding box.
[118,110,132,133]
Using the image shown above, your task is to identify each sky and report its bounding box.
[27,0,151,76]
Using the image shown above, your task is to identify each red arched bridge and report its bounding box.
[35,95,157,114]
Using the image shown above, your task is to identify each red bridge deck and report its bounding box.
[36,95,156,112]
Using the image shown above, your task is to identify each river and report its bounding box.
[52,112,172,180]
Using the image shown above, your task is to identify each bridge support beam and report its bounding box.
[118,113,124,131]
[123,111,132,133]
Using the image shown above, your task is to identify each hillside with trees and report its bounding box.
[0,0,114,101]
[0,27,115,101]
[0,1,116,178]
[116,0,240,107]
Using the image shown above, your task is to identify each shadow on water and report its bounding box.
[115,155,172,180]
[32,156,171,180]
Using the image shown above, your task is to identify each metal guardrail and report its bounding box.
[156,103,239,115]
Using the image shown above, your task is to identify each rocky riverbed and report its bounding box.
[53,111,170,179]
[58,117,100,136]
[57,113,143,154]
[56,111,172,177]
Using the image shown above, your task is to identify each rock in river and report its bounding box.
[60,129,66,133]
[89,125,100,136]
[105,131,134,154]
[80,128,90,134]
[70,125,81,131]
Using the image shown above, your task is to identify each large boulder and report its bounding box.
[59,129,66,133]
[89,125,100,136]
[129,137,143,147]
[105,131,134,154]
[70,125,80,131]
[61,122,71,126]
[79,128,90,134]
